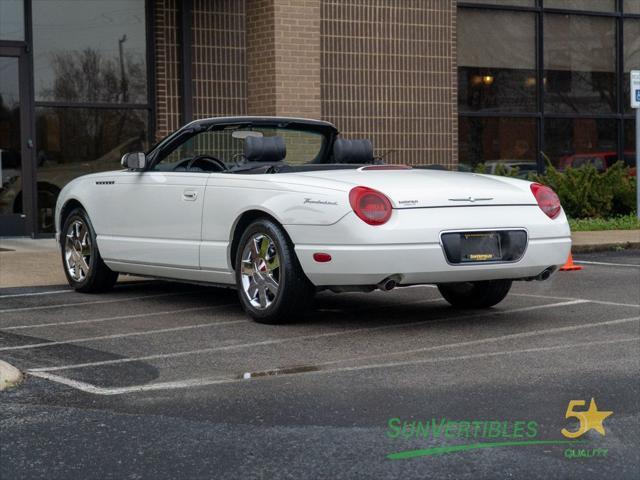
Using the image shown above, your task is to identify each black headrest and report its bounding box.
[333,138,373,164]
[244,136,286,162]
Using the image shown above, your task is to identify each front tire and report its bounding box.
[437,280,512,309]
[61,208,118,292]
[235,218,314,324]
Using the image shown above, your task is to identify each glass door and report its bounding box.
[0,47,33,236]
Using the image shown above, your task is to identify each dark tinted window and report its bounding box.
[32,0,147,103]
[459,117,537,176]
[545,0,615,12]
[35,108,148,232]
[458,10,536,113]
[544,118,617,170]
[624,19,640,113]
[544,14,616,114]
[624,0,640,14]
[0,0,24,40]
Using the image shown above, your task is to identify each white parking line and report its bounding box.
[29,299,587,373]
[1,304,236,330]
[28,335,639,396]
[574,260,640,268]
[0,318,246,352]
[0,291,203,314]
[0,289,71,299]
[316,315,640,367]
[0,281,155,299]
[512,293,640,308]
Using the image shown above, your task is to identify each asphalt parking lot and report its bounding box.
[1,249,639,479]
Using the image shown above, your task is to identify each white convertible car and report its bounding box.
[55,117,571,323]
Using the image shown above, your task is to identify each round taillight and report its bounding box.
[530,183,561,219]
[349,186,392,225]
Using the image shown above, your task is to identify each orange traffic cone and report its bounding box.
[559,252,582,271]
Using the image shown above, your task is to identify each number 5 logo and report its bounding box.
[561,398,613,438]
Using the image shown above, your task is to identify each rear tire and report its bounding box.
[235,218,314,324]
[437,280,512,309]
[61,208,118,293]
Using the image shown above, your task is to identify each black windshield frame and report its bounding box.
[145,117,339,171]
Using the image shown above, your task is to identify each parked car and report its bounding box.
[55,117,571,323]
[483,160,538,178]
[558,151,636,175]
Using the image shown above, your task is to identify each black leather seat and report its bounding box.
[244,136,287,162]
[332,138,374,164]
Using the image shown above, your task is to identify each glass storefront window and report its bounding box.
[544,118,618,171]
[544,14,616,114]
[32,0,147,103]
[0,0,24,40]
[458,10,536,113]
[624,121,636,169]
[458,0,535,6]
[624,20,640,113]
[35,108,148,232]
[544,1,615,13]
[0,57,22,219]
[458,117,538,177]
[624,0,640,14]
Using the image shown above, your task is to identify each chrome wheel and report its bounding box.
[240,233,281,309]
[64,219,92,282]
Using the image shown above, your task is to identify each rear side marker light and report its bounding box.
[313,253,332,263]
[349,186,393,226]
[530,183,561,219]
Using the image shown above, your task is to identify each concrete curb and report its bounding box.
[0,360,23,391]
[572,242,640,253]
[571,230,640,254]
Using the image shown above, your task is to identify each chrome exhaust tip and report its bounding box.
[536,266,556,281]
[377,275,402,291]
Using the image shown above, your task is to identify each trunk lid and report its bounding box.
[287,168,536,208]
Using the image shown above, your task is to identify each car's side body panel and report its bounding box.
[86,171,208,270]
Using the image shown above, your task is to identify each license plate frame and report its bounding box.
[459,231,502,263]
[440,230,528,265]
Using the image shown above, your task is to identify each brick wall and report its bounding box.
[153,0,458,167]
[321,0,458,167]
[247,0,321,117]
[247,0,277,115]
[192,0,247,118]
[154,0,182,140]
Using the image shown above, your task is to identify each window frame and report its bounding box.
[21,0,156,235]
[457,0,638,174]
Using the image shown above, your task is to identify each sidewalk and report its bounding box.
[571,229,640,253]
[1,231,639,289]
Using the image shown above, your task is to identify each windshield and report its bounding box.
[152,126,326,172]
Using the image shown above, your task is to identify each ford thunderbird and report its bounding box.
[55,117,571,323]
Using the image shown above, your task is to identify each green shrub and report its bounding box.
[531,161,637,219]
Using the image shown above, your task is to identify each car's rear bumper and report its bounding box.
[295,237,571,286]
[288,206,572,287]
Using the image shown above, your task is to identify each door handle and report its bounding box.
[182,190,198,201]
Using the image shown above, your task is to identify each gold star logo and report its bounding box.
[561,398,613,438]
[582,398,613,436]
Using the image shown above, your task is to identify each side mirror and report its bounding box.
[121,152,147,170]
